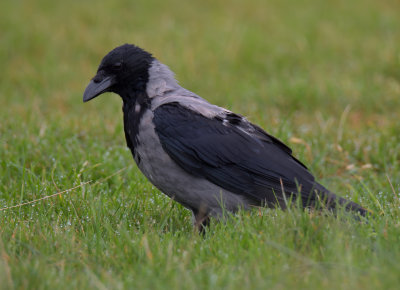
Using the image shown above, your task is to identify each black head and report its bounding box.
[83,44,154,102]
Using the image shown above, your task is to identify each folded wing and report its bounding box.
[153,102,331,207]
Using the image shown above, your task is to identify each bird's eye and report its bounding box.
[112,62,122,70]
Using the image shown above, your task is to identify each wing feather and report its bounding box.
[153,102,322,206]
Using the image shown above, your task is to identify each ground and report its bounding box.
[0,0,399,289]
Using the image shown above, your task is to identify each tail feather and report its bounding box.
[311,183,368,217]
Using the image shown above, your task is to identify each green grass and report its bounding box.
[1,0,400,288]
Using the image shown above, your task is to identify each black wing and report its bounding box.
[153,102,326,207]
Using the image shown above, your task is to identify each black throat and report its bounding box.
[122,90,151,156]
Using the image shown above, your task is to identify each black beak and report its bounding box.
[83,75,116,102]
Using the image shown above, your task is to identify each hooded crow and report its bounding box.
[83,44,367,231]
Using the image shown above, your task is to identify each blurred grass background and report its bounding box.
[0,0,399,289]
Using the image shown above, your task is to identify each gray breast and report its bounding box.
[134,109,250,217]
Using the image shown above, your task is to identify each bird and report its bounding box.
[83,44,367,231]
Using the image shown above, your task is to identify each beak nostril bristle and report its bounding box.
[93,76,102,83]
[93,70,106,83]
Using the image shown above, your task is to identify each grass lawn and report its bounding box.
[1,0,400,288]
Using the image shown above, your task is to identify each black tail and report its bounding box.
[312,183,368,217]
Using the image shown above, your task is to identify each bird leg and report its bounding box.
[192,208,210,234]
